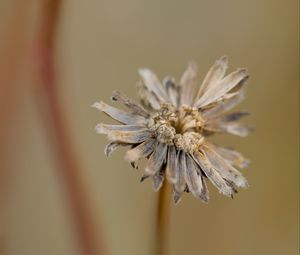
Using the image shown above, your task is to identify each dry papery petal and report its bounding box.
[180,61,198,106]
[125,139,156,162]
[195,68,248,108]
[92,101,147,125]
[145,143,168,175]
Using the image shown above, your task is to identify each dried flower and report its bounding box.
[93,56,251,204]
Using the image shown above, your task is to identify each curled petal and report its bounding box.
[104,142,124,157]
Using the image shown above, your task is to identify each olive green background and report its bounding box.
[1,0,299,255]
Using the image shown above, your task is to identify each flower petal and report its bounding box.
[174,151,186,193]
[184,154,204,198]
[193,151,234,196]
[215,146,250,168]
[163,77,179,106]
[166,145,177,184]
[200,176,209,203]
[195,56,228,102]
[137,82,161,110]
[111,90,150,118]
[201,145,249,188]
[145,143,168,175]
[124,139,156,162]
[179,61,198,106]
[153,171,165,192]
[173,189,183,204]
[107,129,153,144]
[92,101,147,125]
[104,142,124,157]
[195,68,248,108]
[202,89,246,117]
[138,68,170,103]
[96,123,147,134]
[205,122,252,137]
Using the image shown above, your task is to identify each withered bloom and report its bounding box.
[93,56,251,203]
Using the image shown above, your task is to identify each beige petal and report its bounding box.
[124,139,156,162]
[215,146,250,168]
[193,151,234,196]
[166,145,177,184]
[138,68,170,103]
[202,89,246,118]
[96,123,147,134]
[137,82,161,110]
[111,90,150,118]
[104,142,124,157]
[202,145,249,188]
[174,151,186,193]
[145,143,168,175]
[195,56,228,102]
[195,68,248,108]
[152,172,165,192]
[163,77,179,107]
[107,129,153,144]
[92,101,147,125]
[179,61,198,106]
[184,154,203,198]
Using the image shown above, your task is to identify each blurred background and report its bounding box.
[0,0,298,255]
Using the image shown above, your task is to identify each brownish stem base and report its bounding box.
[155,181,172,255]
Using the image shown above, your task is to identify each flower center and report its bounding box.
[148,103,205,153]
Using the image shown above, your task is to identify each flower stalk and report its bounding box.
[155,181,172,255]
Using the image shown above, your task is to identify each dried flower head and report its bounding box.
[93,56,251,204]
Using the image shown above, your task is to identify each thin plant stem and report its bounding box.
[155,181,172,255]
[32,0,106,254]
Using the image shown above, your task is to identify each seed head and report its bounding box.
[93,56,251,204]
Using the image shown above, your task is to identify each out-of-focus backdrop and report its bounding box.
[0,0,298,255]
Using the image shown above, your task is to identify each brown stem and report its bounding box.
[32,0,106,254]
[155,181,172,255]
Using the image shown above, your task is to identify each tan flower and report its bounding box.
[93,56,251,204]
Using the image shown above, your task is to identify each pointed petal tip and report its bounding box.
[140,174,149,183]
[217,55,228,65]
[91,101,104,110]
[138,68,150,76]
[237,68,248,76]
[95,123,104,134]
[110,91,119,101]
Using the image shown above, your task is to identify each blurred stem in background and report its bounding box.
[0,0,34,253]
[155,182,172,255]
[32,0,106,254]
